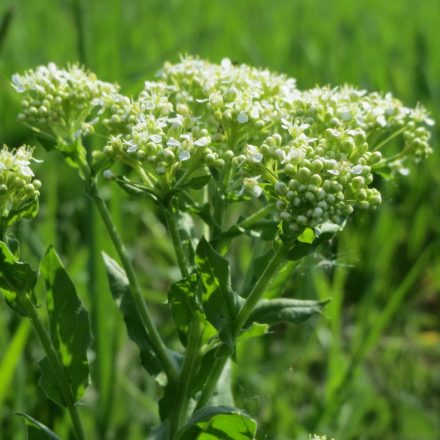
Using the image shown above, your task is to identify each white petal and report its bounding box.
[350,164,363,175]
[194,136,210,147]
[179,151,191,161]
[237,112,249,124]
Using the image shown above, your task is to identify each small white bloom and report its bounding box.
[167,137,181,148]
[237,111,249,124]
[350,164,363,175]
[194,136,210,147]
[179,151,191,161]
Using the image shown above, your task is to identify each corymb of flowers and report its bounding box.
[12,56,433,239]
[0,145,41,232]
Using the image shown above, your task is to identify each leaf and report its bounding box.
[247,298,330,326]
[176,212,197,270]
[176,174,211,191]
[5,198,39,227]
[168,274,199,346]
[40,247,91,405]
[102,253,178,379]
[195,238,241,345]
[0,320,31,408]
[0,241,38,316]
[38,357,64,407]
[147,422,169,440]
[16,412,61,440]
[284,222,342,261]
[176,406,257,440]
[116,176,159,202]
[236,323,268,343]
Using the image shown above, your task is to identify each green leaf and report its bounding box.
[176,212,197,269]
[37,357,64,407]
[5,198,39,228]
[102,253,179,379]
[247,298,330,326]
[195,238,241,345]
[147,422,169,440]
[237,323,268,343]
[16,412,61,440]
[176,406,257,440]
[40,247,91,405]
[0,241,38,316]
[297,227,316,244]
[116,176,159,202]
[168,274,199,346]
[176,174,211,191]
[0,320,31,408]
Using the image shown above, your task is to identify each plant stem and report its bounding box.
[18,292,86,440]
[87,179,179,383]
[163,203,189,278]
[195,242,289,410]
[236,203,276,229]
[169,319,202,438]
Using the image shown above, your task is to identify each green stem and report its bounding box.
[232,243,289,334]
[195,242,289,410]
[169,320,202,438]
[372,126,407,152]
[87,179,179,383]
[18,293,86,440]
[163,203,189,278]
[236,203,276,230]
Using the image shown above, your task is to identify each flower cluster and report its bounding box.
[236,84,433,234]
[12,63,122,144]
[158,56,298,143]
[0,145,41,228]
[13,57,434,236]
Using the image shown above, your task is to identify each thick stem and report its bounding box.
[169,320,202,438]
[88,180,179,383]
[195,242,289,411]
[19,293,86,440]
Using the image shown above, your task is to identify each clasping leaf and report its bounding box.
[39,247,91,406]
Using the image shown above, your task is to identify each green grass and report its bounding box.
[1,0,439,439]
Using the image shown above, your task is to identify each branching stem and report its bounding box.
[87,179,179,383]
[195,242,289,410]
[19,292,86,440]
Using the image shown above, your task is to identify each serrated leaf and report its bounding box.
[40,247,90,405]
[102,252,177,379]
[0,241,38,316]
[16,412,61,440]
[247,298,330,326]
[176,406,257,440]
[195,238,240,345]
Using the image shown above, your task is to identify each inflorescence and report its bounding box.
[12,56,434,237]
[0,145,40,228]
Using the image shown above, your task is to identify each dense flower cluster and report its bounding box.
[0,145,40,228]
[12,63,123,143]
[13,57,433,235]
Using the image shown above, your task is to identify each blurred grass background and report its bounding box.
[0,0,439,439]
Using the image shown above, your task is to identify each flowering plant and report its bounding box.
[1,56,433,439]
